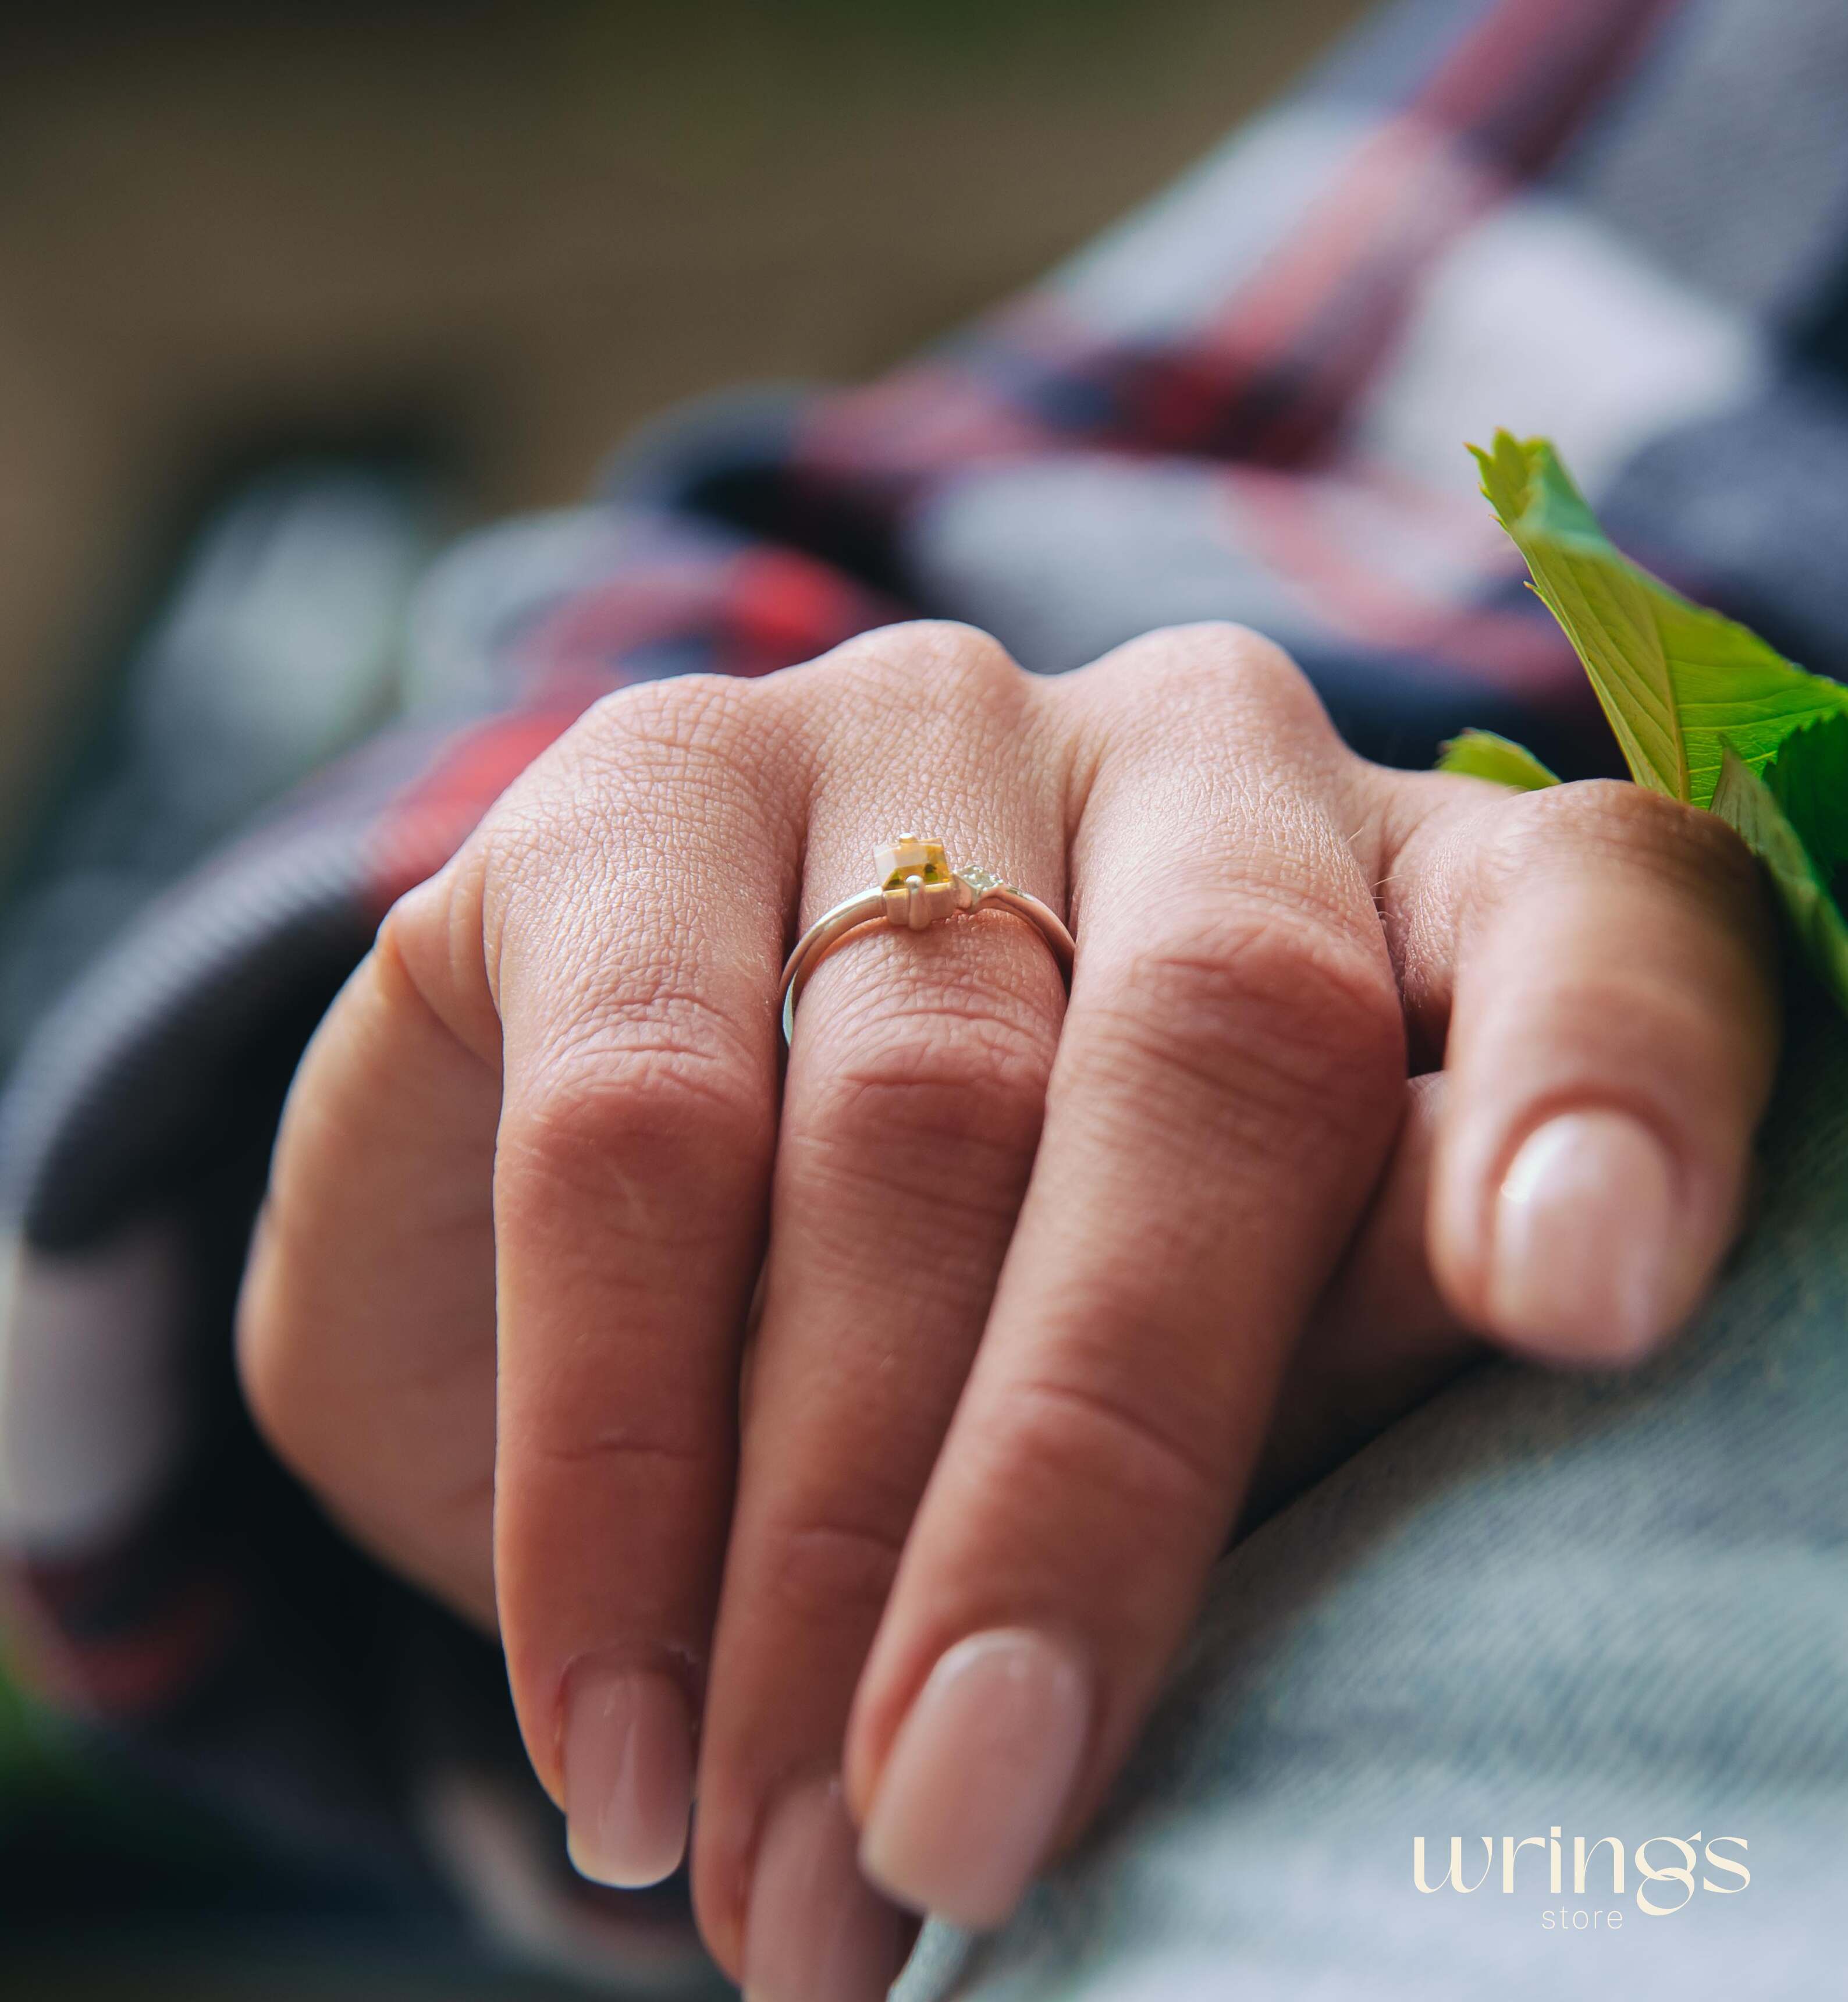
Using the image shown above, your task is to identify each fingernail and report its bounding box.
[744,1774,907,2002]
[859,1629,1090,1929]
[1489,1110,1684,1363]
[563,1666,694,1888]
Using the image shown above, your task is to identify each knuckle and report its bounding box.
[483,675,781,885]
[1089,622,1319,718]
[527,1417,720,1482]
[582,670,761,765]
[373,888,436,992]
[808,619,1026,720]
[1069,625,1349,790]
[372,883,496,1057]
[1487,779,1758,906]
[1106,619,1288,680]
[986,1368,1227,1530]
[798,988,1054,1168]
[1079,907,1403,1143]
[503,1032,769,1223]
[758,1509,908,1632]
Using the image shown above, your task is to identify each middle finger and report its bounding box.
[845,624,1407,1930]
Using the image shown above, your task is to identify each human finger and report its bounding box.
[841,624,1406,1929]
[1385,777,1778,1365]
[252,671,807,1894]
[1244,1071,1480,1525]
[688,626,1068,1997]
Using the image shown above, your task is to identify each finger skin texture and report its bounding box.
[238,609,1788,1978]
[1246,1070,1480,1527]
[691,627,1068,1984]
[477,675,810,1873]
[247,668,813,1893]
[1385,777,1779,1365]
[843,626,1408,1929]
[238,932,502,1628]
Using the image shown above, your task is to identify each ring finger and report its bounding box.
[688,626,1072,1999]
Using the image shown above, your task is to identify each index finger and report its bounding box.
[1390,776,1779,1363]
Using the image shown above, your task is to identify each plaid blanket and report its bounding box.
[6,0,1848,1979]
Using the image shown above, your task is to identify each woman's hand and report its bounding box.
[236,621,1776,2000]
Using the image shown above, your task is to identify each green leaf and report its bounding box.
[1710,740,1848,1011]
[1470,431,1848,808]
[1463,431,1848,1019]
[1436,728,1561,790]
[1763,710,1848,882]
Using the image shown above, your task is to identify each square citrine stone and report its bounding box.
[875,835,951,890]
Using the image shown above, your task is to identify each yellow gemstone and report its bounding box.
[875,835,951,891]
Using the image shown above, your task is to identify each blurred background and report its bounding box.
[0,0,1372,868]
[0,1,1368,1993]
